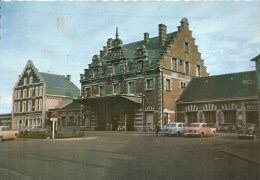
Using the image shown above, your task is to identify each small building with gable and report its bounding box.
[12,60,80,130]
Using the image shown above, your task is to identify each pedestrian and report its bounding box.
[155,123,160,137]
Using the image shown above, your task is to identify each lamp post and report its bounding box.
[251,54,260,140]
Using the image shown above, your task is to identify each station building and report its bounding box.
[76,18,208,131]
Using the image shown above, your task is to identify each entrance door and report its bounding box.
[146,112,153,130]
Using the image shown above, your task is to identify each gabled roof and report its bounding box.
[39,72,80,97]
[177,71,257,103]
[123,32,176,67]
[57,101,81,111]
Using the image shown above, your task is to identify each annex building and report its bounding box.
[12,60,80,130]
[76,18,208,131]
[176,70,258,129]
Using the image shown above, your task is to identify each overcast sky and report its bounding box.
[0,1,260,113]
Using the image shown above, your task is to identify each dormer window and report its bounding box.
[24,78,27,85]
[113,63,120,74]
[86,87,91,97]
[137,60,143,71]
[29,77,33,84]
[93,69,98,78]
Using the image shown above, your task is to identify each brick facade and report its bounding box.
[77,18,208,131]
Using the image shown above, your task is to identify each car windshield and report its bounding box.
[167,124,176,127]
[191,124,200,127]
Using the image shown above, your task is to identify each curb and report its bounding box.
[215,147,260,166]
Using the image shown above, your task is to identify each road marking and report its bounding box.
[0,167,30,180]
[50,137,97,141]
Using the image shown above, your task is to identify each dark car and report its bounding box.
[237,123,257,139]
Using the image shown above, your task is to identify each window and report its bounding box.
[86,87,91,97]
[223,110,236,123]
[93,69,98,78]
[28,100,32,112]
[14,90,18,100]
[172,58,177,71]
[146,79,154,90]
[35,100,38,111]
[166,79,171,91]
[113,63,120,74]
[22,101,27,112]
[24,78,27,85]
[99,86,105,96]
[35,87,39,97]
[17,102,20,113]
[39,86,43,96]
[113,84,120,94]
[204,111,216,123]
[180,81,187,88]
[196,65,201,77]
[185,61,190,74]
[23,89,27,98]
[187,112,197,123]
[14,102,17,113]
[29,77,33,84]
[18,90,21,99]
[39,99,42,111]
[184,42,189,53]
[137,60,143,71]
[128,81,136,94]
[28,88,32,98]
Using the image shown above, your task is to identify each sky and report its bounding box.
[0,1,260,113]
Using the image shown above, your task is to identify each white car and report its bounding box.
[184,123,215,137]
[0,126,19,141]
[163,123,186,136]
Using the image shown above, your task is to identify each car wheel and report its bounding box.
[14,134,18,140]
[0,136,3,142]
[200,132,204,138]
[176,131,181,137]
[252,134,257,140]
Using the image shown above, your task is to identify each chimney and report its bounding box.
[144,32,149,43]
[180,17,189,28]
[66,75,71,82]
[159,24,167,47]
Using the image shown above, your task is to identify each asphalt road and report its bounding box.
[0,133,259,180]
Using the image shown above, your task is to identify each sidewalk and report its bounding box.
[215,139,260,166]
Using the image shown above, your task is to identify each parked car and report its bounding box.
[207,123,217,134]
[184,123,215,137]
[0,126,19,141]
[217,123,237,132]
[162,123,185,136]
[20,127,49,133]
[237,123,257,139]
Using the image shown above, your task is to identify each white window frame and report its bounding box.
[22,101,27,112]
[35,100,38,111]
[172,57,177,71]
[39,86,43,96]
[29,77,33,84]
[165,79,172,91]
[24,78,27,85]
[128,81,136,94]
[113,83,120,94]
[146,78,154,90]
[39,99,42,111]
[23,89,27,99]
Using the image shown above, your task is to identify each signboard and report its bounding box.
[50,112,57,121]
